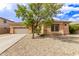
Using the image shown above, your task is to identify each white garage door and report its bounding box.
[14,28,27,34]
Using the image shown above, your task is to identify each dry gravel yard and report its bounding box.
[1,34,79,56]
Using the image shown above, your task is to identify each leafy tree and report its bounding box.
[15,3,63,39]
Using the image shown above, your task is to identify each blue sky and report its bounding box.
[56,3,79,21]
[0,3,22,22]
[0,3,79,22]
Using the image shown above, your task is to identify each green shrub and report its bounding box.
[69,24,79,34]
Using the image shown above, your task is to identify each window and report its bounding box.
[51,24,59,31]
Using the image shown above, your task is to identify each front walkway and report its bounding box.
[0,34,26,54]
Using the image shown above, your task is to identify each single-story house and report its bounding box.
[0,17,71,35]
[40,20,71,35]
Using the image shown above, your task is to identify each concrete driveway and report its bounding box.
[0,34,26,54]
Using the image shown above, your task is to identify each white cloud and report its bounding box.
[0,3,27,12]
[18,3,27,6]
[53,17,61,20]
[57,13,64,16]
[6,4,13,11]
[69,17,79,21]
[58,4,79,21]
[72,14,79,17]
[69,18,75,21]
[69,14,79,21]
[0,3,8,10]
[61,5,79,11]
[0,3,13,11]
[58,5,72,16]
[60,4,79,15]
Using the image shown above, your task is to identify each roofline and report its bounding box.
[53,20,71,23]
[70,21,79,24]
[0,17,15,23]
[0,17,71,23]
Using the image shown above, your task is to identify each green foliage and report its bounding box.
[15,3,63,38]
[69,24,79,34]
[35,26,41,35]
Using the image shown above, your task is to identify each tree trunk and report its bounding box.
[32,25,35,39]
[32,31,34,39]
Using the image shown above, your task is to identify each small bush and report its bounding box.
[69,24,79,34]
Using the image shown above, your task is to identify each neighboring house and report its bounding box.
[0,17,16,34]
[0,17,25,34]
[41,20,70,35]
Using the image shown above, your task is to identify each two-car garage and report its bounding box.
[10,26,28,34]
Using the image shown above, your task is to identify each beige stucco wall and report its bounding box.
[0,28,9,34]
[0,19,9,34]
[63,23,69,35]
[0,18,17,34]
[41,22,69,35]
[0,18,4,23]
[46,22,64,35]
[0,18,10,28]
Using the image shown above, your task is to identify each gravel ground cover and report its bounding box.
[1,34,79,56]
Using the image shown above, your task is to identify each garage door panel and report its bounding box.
[10,26,29,34]
[14,29,27,34]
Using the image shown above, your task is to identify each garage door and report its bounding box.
[14,27,27,34]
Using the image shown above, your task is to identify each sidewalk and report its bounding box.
[0,34,26,54]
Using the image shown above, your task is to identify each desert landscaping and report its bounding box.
[1,33,79,56]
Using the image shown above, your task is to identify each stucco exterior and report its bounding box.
[0,17,70,35]
[0,17,19,34]
[41,21,70,35]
